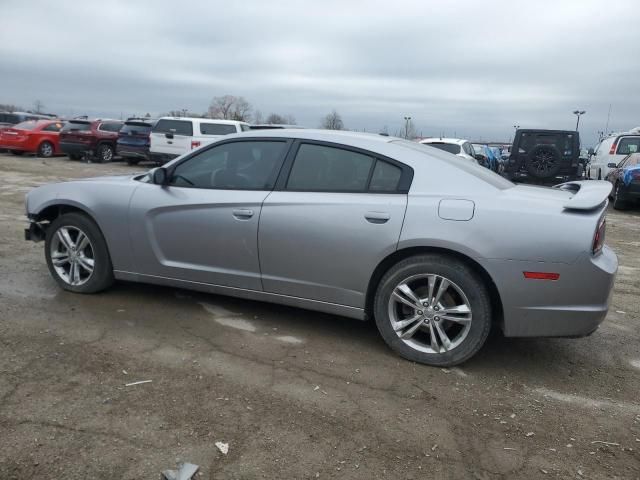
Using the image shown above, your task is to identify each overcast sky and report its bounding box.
[1,0,638,145]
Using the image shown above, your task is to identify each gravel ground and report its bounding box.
[0,153,639,479]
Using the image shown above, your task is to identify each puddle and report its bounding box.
[198,302,256,332]
[275,335,304,344]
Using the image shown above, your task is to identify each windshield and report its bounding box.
[393,140,514,189]
[423,142,461,155]
[121,122,152,135]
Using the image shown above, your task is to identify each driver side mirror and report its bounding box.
[588,148,595,156]
[151,167,169,185]
[607,162,618,168]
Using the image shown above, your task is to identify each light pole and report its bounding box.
[403,116,411,139]
[573,110,586,131]
[513,124,520,131]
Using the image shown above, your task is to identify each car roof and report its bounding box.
[158,116,249,125]
[420,138,468,145]
[230,128,396,144]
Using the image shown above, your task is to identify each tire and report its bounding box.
[597,170,602,180]
[96,144,114,163]
[11,150,24,156]
[525,145,562,179]
[612,182,628,210]
[44,212,114,293]
[37,141,54,158]
[373,254,492,367]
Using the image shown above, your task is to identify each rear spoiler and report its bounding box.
[553,180,612,211]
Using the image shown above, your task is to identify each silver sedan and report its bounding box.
[24,130,618,366]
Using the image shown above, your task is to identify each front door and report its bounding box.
[259,141,409,308]
[129,139,290,290]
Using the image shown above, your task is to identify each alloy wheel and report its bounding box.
[531,151,556,174]
[388,274,472,354]
[49,226,95,286]
[40,142,53,157]
[101,146,113,162]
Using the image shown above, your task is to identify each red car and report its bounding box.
[59,119,123,162]
[0,120,66,157]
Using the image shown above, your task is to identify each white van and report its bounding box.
[149,117,250,164]
[588,127,640,180]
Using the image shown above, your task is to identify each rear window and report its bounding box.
[616,137,640,155]
[98,122,123,132]
[13,121,39,131]
[200,123,237,135]
[120,122,153,135]
[517,132,575,155]
[61,121,91,132]
[393,140,514,190]
[425,143,461,155]
[153,119,193,136]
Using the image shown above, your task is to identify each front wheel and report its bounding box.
[38,141,54,158]
[612,182,628,210]
[374,254,492,367]
[44,213,114,293]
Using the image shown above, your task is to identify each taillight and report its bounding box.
[191,141,201,149]
[609,139,618,155]
[592,215,606,254]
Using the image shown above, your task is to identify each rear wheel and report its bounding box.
[44,213,114,293]
[96,144,114,163]
[374,254,492,367]
[38,141,54,158]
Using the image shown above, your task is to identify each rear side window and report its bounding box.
[199,123,237,135]
[61,122,91,132]
[240,124,251,132]
[369,161,402,192]
[287,143,374,192]
[153,119,193,136]
[616,137,640,155]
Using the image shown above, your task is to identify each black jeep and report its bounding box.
[503,129,582,183]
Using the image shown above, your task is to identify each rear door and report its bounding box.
[129,139,290,290]
[259,141,410,308]
[150,119,193,156]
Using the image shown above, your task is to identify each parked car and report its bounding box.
[249,124,304,130]
[59,119,123,162]
[419,138,479,163]
[472,143,489,167]
[588,128,640,180]
[116,118,157,165]
[604,152,640,209]
[149,117,250,164]
[0,119,65,157]
[24,130,617,367]
[504,129,581,183]
[0,111,56,131]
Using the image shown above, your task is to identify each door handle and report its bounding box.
[232,208,254,219]
[365,211,390,224]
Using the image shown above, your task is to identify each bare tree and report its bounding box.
[264,113,297,125]
[321,110,344,130]
[33,99,45,114]
[208,95,252,121]
[0,103,20,112]
[254,110,264,124]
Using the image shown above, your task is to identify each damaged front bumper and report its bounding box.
[24,216,46,242]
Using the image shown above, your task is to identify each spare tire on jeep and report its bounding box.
[526,145,561,179]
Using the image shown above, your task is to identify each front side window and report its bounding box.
[199,123,238,135]
[616,137,640,155]
[153,119,193,136]
[42,122,65,132]
[286,143,374,192]
[169,141,287,190]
